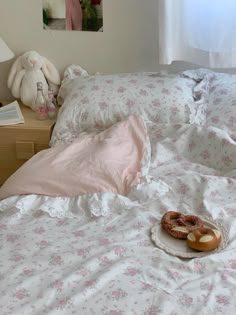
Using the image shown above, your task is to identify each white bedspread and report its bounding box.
[1,122,236,315]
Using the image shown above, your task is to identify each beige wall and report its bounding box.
[0,0,235,101]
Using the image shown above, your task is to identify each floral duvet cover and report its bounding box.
[0,121,236,315]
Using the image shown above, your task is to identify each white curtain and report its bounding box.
[158,0,236,68]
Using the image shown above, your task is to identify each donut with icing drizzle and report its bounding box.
[161,211,204,239]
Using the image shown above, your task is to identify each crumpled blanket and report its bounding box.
[0,113,150,200]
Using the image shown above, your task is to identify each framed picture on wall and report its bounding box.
[42,0,103,32]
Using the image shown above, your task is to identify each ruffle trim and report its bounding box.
[0,177,170,219]
[0,193,140,219]
[189,101,207,125]
[182,70,211,126]
[182,68,214,81]
[140,114,151,177]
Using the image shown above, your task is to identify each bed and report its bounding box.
[0,66,236,315]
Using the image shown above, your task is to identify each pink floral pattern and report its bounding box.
[205,73,236,134]
[51,66,200,146]
[184,68,236,134]
[1,117,236,314]
[1,67,236,314]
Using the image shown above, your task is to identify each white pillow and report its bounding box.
[206,73,236,136]
[183,68,236,137]
[50,65,202,146]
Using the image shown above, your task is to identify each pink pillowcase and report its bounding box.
[0,113,148,200]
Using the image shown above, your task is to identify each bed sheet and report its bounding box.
[1,122,236,315]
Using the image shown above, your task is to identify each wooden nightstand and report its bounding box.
[0,101,55,185]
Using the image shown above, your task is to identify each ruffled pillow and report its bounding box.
[50,65,201,146]
[183,68,236,137]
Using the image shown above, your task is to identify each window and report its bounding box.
[158,0,236,68]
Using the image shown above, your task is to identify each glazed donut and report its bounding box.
[187,227,221,252]
[161,211,204,239]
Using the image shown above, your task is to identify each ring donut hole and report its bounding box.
[161,211,204,239]
[182,216,200,227]
[187,227,221,252]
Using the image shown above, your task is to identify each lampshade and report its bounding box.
[0,37,14,62]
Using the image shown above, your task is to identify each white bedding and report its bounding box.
[1,121,236,314]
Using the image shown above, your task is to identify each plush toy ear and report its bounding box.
[7,56,23,90]
[41,56,60,86]
[11,69,26,99]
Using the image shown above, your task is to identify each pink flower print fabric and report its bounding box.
[51,66,199,146]
[205,73,236,135]
[183,68,236,135]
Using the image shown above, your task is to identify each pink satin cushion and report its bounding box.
[0,113,148,200]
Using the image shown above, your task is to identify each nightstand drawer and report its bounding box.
[15,141,35,160]
[0,136,50,185]
[0,102,55,186]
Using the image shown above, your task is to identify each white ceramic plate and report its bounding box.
[151,216,229,258]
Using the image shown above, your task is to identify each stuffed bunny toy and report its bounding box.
[7,50,61,110]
